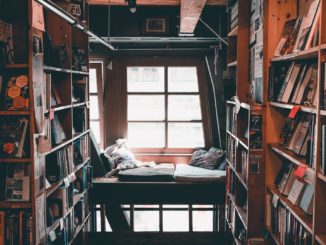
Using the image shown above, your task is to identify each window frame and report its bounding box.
[120,59,212,154]
[89,61,105,149]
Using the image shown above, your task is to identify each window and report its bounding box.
[89,62,104,149]
[126,62,210,153]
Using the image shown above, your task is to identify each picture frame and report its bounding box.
[142,16,169,35]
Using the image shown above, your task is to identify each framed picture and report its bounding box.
[142,17,169,35]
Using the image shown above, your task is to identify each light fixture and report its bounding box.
[35,0,116,50]
[126,0,137,13]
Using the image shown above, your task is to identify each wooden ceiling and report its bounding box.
[87,0,227,6]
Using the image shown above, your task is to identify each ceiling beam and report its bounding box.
[179,0,207,34]
[86,0,226,6]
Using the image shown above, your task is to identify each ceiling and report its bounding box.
[87,0,227,6]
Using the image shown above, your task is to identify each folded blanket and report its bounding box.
[174,163,226,182]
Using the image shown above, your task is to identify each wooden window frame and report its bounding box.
[120,59,212,154]
[90,61,105,149]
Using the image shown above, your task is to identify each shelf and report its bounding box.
[321,44,326,50]
[0,201,32,209]
[73,102,87,108]
[44,66,89,76]
[320,110,326,116]
[268,185,313,234]
[46,157,90,198]
[228,26,238,37]
[69,212,91,245]
[268,143,310,168]
[227,130,249,150]
[43,130,90,156]
[227,60,238,67]
[0,111,30,116]
[316,234,326,245]
[269,102,317,114]
[5,64,29,69]
[0,158,31,163]
[228,193,247,229]
[51,105,73,112]
[266,226,281,245]
[271,46,319,62]
[227,159,248,190]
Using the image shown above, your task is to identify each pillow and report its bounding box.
[189,147,225,170]
[100,153,114,172]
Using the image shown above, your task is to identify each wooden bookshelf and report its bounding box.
[264,0,326,244]
[0,1,92,244]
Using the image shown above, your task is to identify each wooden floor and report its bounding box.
[87,232,225,245]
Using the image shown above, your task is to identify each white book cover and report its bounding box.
[288,179,305,205]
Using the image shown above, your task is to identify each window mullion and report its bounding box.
[164,66,168,149]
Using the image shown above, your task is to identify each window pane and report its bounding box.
[193,211,213,231]
[90,121,101,144]
[168,67,199,92]
[163,211,189,231]
[128,123,164,148]
[90,96,99,120]
[134,211,159,232]
[168,123,204,148]
[89,68,98,93]
[128,95,165,121]
[127,67,164,92]
[168,95,202,121]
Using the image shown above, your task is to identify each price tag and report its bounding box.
[288,106,300,119]
[63,178,70,188]
[272,193,279,208]
[49,231,56,242]
[68,172,76,183]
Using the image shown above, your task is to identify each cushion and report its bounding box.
[189,147,225,170]
[174,163,226,182]
[118,164,175,182]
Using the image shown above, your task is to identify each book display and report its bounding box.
[0,0,92,244]
[264,0,326,244]
[225,0,266,244]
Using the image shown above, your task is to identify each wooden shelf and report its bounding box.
[69,212,91,245]
[318,172,326,183]
[227,130,249,150]
[227,60,238,67]
[227,159,248,190]
[320,110,326,116]
[268,185,313,234]
[0,201,32,209]
[316,234,326,245]
[73,102,87,107]
[0,158,31,163]
[228,193,248,229]
[5,64,29,69]
[0,111,30,116]
[321,43,326,50]
[51,104,73,112]
[271,46,319,62]
[228,26,238,37]
[266,226,281,245]
[43,130,90,156]
[44,66,89,76]
[269,102,317,114]
[268,143,310,168]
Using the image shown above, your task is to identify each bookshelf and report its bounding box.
[225,0,266,244]
[264,0,326,244]
[0,0,92,244]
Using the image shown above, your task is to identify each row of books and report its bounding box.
[0,20,14,65]
[46,146,74,184]
[51,114,67,146]
[275,162,314,215]
[269,62,318,106]
[0,211,32,245]
[73,137,89,166]
[226,104,237,135]
[238,150,248,183]
[230,1,238,31]
[226,136,236,167]
[280,108,315,167]
[267,193,312,244]
[73,107,87,135]
[274,0,320,57]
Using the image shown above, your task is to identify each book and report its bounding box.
[3,75,29,111]
[293,0,320,51]
[280,63,302,103]
[299,183,314,215]
[290,64,308,104]
[0,117,29,158]
[322,125,326,175]
[280,106,301,146]
[288,179,305,205]
[302,66,318,107]
[275,162,296,196]
[5,164,30,201]
[304,5,321,49]
[51,84,62,106]
[277,62,295,102]
[293,65,313,104]
[0,20,14,64]
[274,19,297,57]
[51,114,66,145]
[293,115,312,156]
